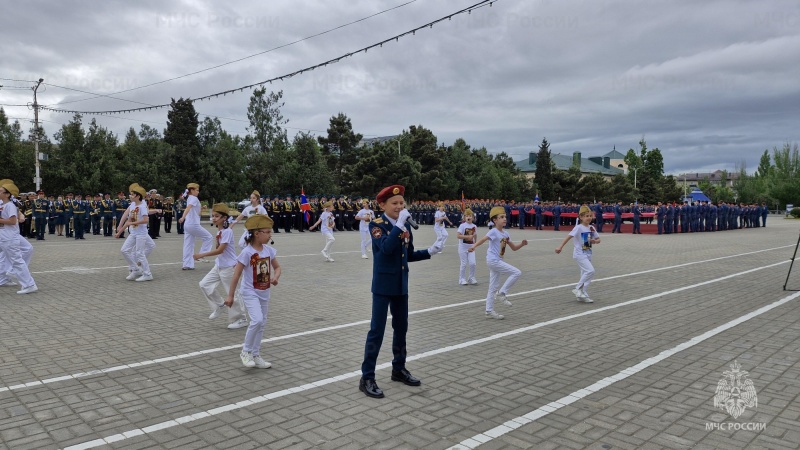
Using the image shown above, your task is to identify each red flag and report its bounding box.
[300,187,311,223]
[461,190,465,212]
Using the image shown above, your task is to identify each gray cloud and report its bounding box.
[2,0,798,175]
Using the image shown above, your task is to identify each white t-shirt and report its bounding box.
[569,223,599,258]
[185,195,201,225]
[485,228,510,262]
[214,227,237,269]
[237,244,277,301]
[320,211,334,234]
[0,201,19,239]
[356,208,374,232]
[457,222,477,245]
[127,201,149,235]
[241,204,268,219]
[434,210,446,229]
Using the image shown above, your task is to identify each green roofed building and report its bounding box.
[515,149,627,180]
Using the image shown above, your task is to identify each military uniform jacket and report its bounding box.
[369,214,431,296]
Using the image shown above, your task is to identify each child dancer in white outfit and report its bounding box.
[469,207,527,319]
[232,190,268,250]
[556,205,601,303]
[196,203,249,329]
[433,203,451,251]
[355,199,374,259]
[309,201,335,262]
[179,182,214,270]
[226,215,281,369]
[0,181,38,294]
[457,208,478,285]
[116,183,155,282]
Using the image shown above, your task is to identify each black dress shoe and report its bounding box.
[359,378,384,398]
[391,368,421,386]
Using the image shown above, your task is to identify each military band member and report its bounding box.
[47,194,57,235]
[20,193,33,238]
[163,196,174,233]
[101,193,115,236]
[269,195,281,233]
[72,193,88,240]
[282,195,293,233]
[174,194,186,234]
[33,190,50,240]
[114,191,129,238]
[90,193,102,235]
[64,192,74,237]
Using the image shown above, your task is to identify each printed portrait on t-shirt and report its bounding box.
[462,227,475,244]
[326,215,335,229]
[500,237,507,257]
[581,232,592,251]
[254,257,271,290]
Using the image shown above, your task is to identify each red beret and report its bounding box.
[376,185,405,203]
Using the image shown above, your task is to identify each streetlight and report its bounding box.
[396,133,410,156]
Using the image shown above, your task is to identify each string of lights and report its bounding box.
[49,0,419,107]
[41,0,497,116]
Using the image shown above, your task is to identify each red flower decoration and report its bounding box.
[250,253,260,268]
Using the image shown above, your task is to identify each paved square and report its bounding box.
[1,218,799,449]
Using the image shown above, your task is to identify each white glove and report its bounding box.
[427,244,442,255]
[397,209,411,228]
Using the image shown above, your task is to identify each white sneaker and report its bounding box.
[362,254,368,259]
[199,258,211,263]
[321,250,328,260]
[327,256,335,262]
[468,277,478,285]
[126,271,142,281]
[240,351,255,368]
[209,305,225,320]
[485,310,504,320]
[252,356,272,369]
[0,280,18,287]
[571,288,585,298]
[580,293,594,303]
[227,318,249,329]
[459,279,467,285]
[496,292,512,307]
[17,284,38,295]
[135,274,153,282]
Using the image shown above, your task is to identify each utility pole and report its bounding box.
[32,78,44,191]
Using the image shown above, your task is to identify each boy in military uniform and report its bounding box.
[359,185,442,399]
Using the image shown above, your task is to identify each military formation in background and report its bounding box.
[11,190,772,241]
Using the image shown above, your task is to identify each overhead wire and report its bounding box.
[41,0,498,115]
[48,0,419,107]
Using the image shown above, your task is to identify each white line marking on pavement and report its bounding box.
[5,247,791,394]
[445,289,800,449]
[60,260,790,450]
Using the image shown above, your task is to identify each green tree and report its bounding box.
[770,142,800,209]
[756,150,771,178]
[609,173,636,203]
[349,140,421,199]
[574,171,607,203]
[245,88,291,194]
[164,97,200,197]
[660,175,683,202]
[317,112,363,192]
[198,117,248,202]
[0,109,31,188]
[535,138,555,200]
[83,119,122,194]
[552,166,582,202]
[405,125,443,200]
[52,114,88,193]
[289,132,335,195]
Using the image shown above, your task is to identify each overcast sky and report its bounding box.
[2,0,798,175]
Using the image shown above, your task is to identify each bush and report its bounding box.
[791,207,800,218]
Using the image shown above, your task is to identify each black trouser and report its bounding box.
[48,216,56,234]
[35,216,46,239]
[163,214,172,233]
[74,215,85,239]
[92,214,101,234]
[103,214,114,236]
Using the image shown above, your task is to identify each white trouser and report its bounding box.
[18,236,33,266]
[183,223,213,269]
[241,292,270,356]
[458,244,476,282]
[121,233,155,276]
[434,226,448,249]
[574,254,595,293]
[485,259,521,312]
[0,236,33,283]
[0,237,35,288]
[322,232,335,255]
[199,265,246,322]
[360,230,370,256]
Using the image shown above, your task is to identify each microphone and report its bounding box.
[406,215,419,230]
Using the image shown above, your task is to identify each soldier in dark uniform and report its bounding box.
[294,195,305,232]
[90,193,102,235]
[47,194,57,235]
[552,202,562,231]
[100,193,115,236]
[72,193,87,240]
[612,201,622,233]
[147,190,163,239]
[359,184,438,399]
[632,202,642,234]
[269,195,281,233]
[174,194,186,234]
[163,196,174,233]
[761,202,768,227]
[64,192,74,237]
[282,195,293,233]
[656,201,665,235]
[20,193,33,238]
[593,202,604,232]
[332,196,343,231]
[114,191,130,238]
[33,190,50,240]
[344,196,355,231]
